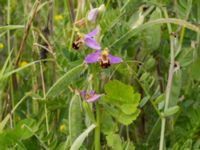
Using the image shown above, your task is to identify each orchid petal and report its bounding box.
[87,8,98,22]
[108,54,123,64]
[85,28,99,37]
[84,50,100,64]
[88,90,95,96]
[86,94,102,103]
[84,37,101,50]
[80,90,86,98]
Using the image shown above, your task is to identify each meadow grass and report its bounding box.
[0,0,200,149]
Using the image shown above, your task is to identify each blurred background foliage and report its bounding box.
[0,0,200,149]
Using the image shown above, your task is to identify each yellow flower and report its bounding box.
[19,61,28,67]
[0,43,4,49]
[54,15,63,21]
[59,124,65,132]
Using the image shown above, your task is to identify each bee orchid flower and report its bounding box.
[72,28,101,50]
[84,49,122,68]
[80,90,102,103]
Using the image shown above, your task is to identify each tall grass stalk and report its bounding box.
[7,0,15,128]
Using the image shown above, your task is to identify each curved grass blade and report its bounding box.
[70,124,96,150]
[2,59,53,79]
[46,63,85,98]
[0,25,24,31]
[110,18,200,47]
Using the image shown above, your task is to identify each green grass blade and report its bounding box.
[70,124,96,150]
[46,63,85,98]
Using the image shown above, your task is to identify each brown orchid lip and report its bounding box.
[98,50,111,68]
[98,58,111,68]
[72,37,84,50]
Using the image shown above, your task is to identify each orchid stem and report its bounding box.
[95,103,101,150]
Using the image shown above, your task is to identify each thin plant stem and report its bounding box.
[7,0,11,57]
[32,30,50,144]
[68,0,75,23]
[126,126,130,140]
[68,1,80,51]
[95,103,101,150]
[15,0,41,66]
[159,8,175,150]
[7,0,14,128]
[39,62,50,137]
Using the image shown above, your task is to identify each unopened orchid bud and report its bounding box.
[87,4,106,22]
[87,8,99,22]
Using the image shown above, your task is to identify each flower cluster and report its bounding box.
[73,28,122,69]
[74,5,122,103]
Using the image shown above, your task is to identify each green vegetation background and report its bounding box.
[0,0,200,149]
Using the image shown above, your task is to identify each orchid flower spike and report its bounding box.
[80,90,102,103]
[87,4,106,22]
[72,28,101,50]
[84,48,122,68]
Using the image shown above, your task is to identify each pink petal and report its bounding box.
[88,90,95,96]
[84,37,101,50]
[85,28,99,37]
[108,54,122,64]
[84,50,101,64]
[86,94,102,103]
[87,8,98,22]
[80,90,86,98]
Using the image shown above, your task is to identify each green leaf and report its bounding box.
[105,105,140,125]
[69,94,84,145]
[180,139,192,150]
[124,141,135,150]
[163,106,180,117]
[142,8,161,51]
[176,47,193,67]
[193,139,200,150]
[46,64,85,98]
[104,80,136,103]
[101,111,118,135]
[139,96,150,107]
[104,80,141,125]
[70,124,96,150]
[190,59,200,81]
[169,70,182,107]
[154,94,164,105]
[0,119,36,147]
[118,110,140,125]
[120,101,139,115]
[0,25,24,31]
[15,118,37,140]
[106,133,123,150]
